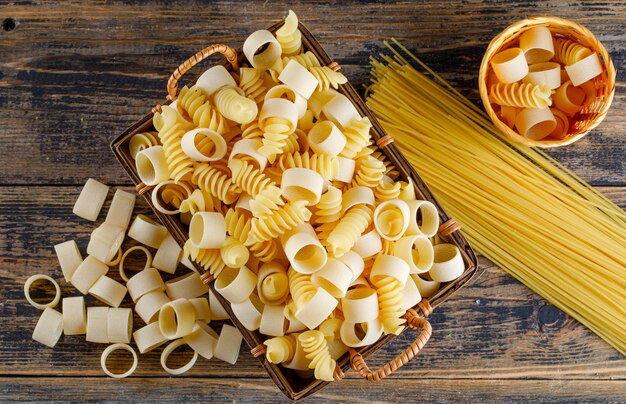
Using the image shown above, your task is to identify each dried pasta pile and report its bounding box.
[486,25,603,140]
[26,11,467,382]
[27,178,245,378]
[367,41,626,355]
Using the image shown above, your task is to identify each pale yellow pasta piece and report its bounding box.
[554,38,593,66]
[311,258,352,298]
[24,274,61,310]
[87,222,125,264]
[32,307,63,348]
[153,105,195,182]
[135,290,170,324]
[105,189,136,230]
[373,199,411,241]
[318,318,349,360]
[183,322,219,360]
[107,307,133,344]
[248,200,312,244]
[152,234,182,274]
[128,214,168,249]
[213,86,258,125]
[89,275,127,308]
[257,262,290,306]
[214,266,257,304]
[86,306,110,343]
[73,178,109,221]
[128,132,159,160]
[71,256,109,295]
[231,293,264,331]
[489,82,551,109]
[490,47,529,84]
[429,244,465,282]
[220,236,249,268]
[62,296,86,335]
[165,272,209,300]
[298,330,336,382]
[188,298,211,322]
[276,10,302,56]
[161,338,199,375]
[191,163,241,205]
[118,245,152,282]
[183,240,226,278]
[54,240,83,282]
[370,255,410,335]
[244,29,282,70]
[351,155,385,188]
[101,343,138,378]
[133,321,168,354]
[339,318,383,348]
[159,298,197,339]
[127,267,165,302]
[326,204,373,257]
[264,334,297,364]
[214,324,243,365]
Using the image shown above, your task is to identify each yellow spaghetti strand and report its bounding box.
[366,40,626,356]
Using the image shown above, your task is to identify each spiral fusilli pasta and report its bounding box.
[258,264,290,305]
[554,38,593,66]
[177,85,230,135]
[313,186,342,246]
[351,156,386,189]
[276,10,302,56]
[340,117,372,159]
[249,238,280,263]
[309,66,348,92]
[264,334,297,364]
[248,185,286,219]
[241,120,264,140]
[327,204,373,257]
[239,67,270,104]
[375,180,402,202]
[259,116,295,162]
[298,330,336,382]
[248,200,312,243]
[191,163,241,204]
[371,275,405,335]
[153,106,195,182]
[229,158,278,198]
[288,267,316,309]
[183,240,226,277]
[129,132,159,159]
[277,151,338,181]
[488,82,552,108]
[213,86,259,125]
[179,189,224,215]
[220,236,249,268]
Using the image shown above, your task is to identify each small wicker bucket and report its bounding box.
[478,16,616,148]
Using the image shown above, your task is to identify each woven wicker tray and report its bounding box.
[110,18,479,401]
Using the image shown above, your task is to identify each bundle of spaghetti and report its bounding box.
[367,40,626,355]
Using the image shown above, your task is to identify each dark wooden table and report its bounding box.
[1,1,624,402]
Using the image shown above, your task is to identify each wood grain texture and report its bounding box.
[0,0,623,185]
[3,378,626,403]
[1,0,625,401]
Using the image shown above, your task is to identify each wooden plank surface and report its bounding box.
[1,0,625,402]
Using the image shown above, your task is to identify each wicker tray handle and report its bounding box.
[348,300,433,381]
[166,44,239,102]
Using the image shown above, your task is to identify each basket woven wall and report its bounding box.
[479,16,616,148]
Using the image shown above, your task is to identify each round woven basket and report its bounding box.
[478,16,616,148]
